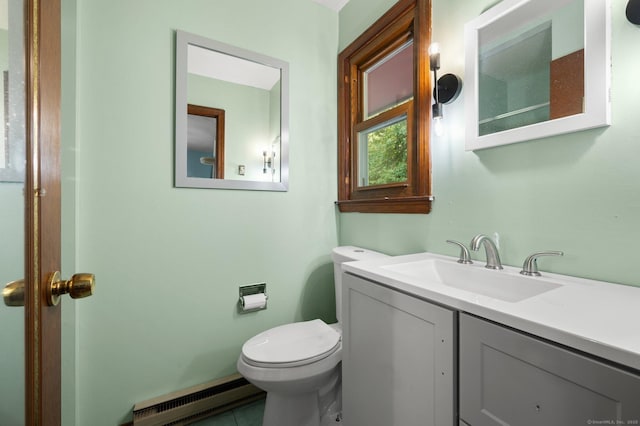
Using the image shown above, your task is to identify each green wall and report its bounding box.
[70,0,338,423]
[61,0,78,423]
[339,0,640,287]
[61,0,640,424]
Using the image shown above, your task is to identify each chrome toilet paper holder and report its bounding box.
[238,282,268,314]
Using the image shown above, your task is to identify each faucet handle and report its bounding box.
[520,251,563,276]
[446,240,473,264]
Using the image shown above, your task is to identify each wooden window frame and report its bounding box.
[337,0,433,214]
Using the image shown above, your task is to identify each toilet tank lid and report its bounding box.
[241,319,340,365]
[331,246,389,263]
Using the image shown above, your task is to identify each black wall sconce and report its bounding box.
[429,43,462,135]
[627,0,640,24]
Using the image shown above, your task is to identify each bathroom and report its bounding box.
[0,0,639,424]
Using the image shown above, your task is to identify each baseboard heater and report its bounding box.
[131,373,265,426]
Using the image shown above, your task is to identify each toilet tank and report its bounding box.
[331,246,389,323]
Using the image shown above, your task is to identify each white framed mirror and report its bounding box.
[464,0,610,151]
[175,30,289,190]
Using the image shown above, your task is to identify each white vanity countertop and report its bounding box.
[342,252,640,372]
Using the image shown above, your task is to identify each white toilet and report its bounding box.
[237,246,388,426]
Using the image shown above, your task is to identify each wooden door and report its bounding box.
[24,0,63,423]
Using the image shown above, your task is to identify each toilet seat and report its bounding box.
[241,319,341,368]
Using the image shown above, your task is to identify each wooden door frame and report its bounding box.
[24,0,62,423]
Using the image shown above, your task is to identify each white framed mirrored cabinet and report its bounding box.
[464,0,611,151]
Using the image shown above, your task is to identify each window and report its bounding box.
[337,0,432,213]
[357,110,409,187]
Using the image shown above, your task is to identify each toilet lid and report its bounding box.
[242,319,340,365]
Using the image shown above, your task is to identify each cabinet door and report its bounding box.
[342,273,456,426]
[460,313,640,426]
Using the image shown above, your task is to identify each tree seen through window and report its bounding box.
[365,118,407,186]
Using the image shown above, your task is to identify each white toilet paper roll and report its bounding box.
[241,293,267,311]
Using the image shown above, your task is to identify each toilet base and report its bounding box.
[260,374,341,426]
[262,391,320,426]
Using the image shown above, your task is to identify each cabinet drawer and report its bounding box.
[460,313,640,426]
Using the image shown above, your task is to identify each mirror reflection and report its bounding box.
[478,0,584,136]
[1,0,25,422]
[175,31,289,191]
[0,0,24,183]
[464,0,609,151]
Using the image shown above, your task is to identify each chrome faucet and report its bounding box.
[446,240,473,264]
[520,251,563,276]
[470,234,503,270]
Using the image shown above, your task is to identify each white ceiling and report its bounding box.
[312,0,349,12]
[188,44,280,91]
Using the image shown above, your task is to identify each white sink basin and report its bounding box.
[382,258,561,302]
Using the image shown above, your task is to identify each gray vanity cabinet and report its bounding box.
[459,313,640,426]
[341,273,457,426]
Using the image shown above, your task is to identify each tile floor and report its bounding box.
[189,398,265,426]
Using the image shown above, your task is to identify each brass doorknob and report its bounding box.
[47,271,95,306]
[3,272,95,307]
[3,280,25,306]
